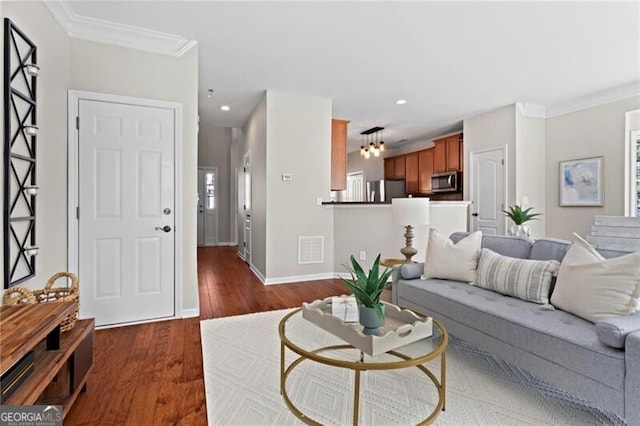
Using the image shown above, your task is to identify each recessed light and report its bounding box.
[220,105,231,111]
[395,99,407,105]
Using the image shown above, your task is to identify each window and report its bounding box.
[206,172,215,210]
[635,131,640,216]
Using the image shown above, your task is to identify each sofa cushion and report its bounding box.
[450,232,533,259]
[396,278,625,391]
[551,233,640,323]
[475,248,559,305]
[400,262,424,280]
[422,229,481,283]
[596,312,640,349]
[530,238,570,262]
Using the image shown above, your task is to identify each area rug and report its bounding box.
[200,309,623,425]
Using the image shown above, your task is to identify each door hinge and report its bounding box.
[501,159,504,165]
[76,116,79,130]
[76,206,80,219]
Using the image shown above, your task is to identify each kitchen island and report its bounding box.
[328,201,470,271]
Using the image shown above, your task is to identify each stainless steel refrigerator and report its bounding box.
[366,180,406,203]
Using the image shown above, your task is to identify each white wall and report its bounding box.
[1,1,70,290]
[265,91,334,281]
[463,105,516,205]
[515,105,546,237]
[545,96,640,239]
[69,39,200,313]
[198,124,233,243]
[240,96,267,277]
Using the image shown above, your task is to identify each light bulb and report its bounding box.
[364,150,370,159]
[373,148,380,157]
[379,141,385,152]
[360,146,365,156]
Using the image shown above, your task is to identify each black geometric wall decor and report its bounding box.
[4,18,38,288]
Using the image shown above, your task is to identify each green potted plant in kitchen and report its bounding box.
[502,204,541,237]
[341,254,396,336]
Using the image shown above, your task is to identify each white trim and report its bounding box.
[67,90,184,321]
[335,272,352,280]
[627,126,640,217]
[516,102,546,118]
[249,263,266,284]
[546,82,640,118]
[95,315,174,330]
[212,242,236,246]
[264,272,339,286]
[237,251,246,261]
[180,308,200,319]
[44,1,196,57]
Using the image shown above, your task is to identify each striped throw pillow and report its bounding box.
[476,248,560,305]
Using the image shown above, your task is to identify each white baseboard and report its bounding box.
[181,307,200,318]
[334,272,351,280]
[264,272,339,285]
[237,251,246,261]
[249,264,267,283]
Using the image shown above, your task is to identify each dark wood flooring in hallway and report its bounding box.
[64,245,346,425]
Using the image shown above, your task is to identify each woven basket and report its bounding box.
[2,272,79,332]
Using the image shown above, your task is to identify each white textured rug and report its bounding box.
[201,309,622,426]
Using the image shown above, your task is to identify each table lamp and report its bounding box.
[391,197,430,262]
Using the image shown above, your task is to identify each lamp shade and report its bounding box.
[392,198,430,226]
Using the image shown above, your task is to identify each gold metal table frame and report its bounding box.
[278,308,449,425]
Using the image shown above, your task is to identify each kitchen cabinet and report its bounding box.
[331,119,350,191]
[433,133,462,172]
[384,155,406,180]
[418,148,434,193]
[405,152,419,194]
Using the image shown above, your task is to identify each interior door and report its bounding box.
[243,153,251,263]
[203,167,218,246]
[78,99,175,326]
[346,171,364,201]
[470,148,506,235]
[197,169,204,246]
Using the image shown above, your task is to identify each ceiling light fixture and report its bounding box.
[207,89,213,98]
[220,105,231,111]
[360,126,385,160]
[395,99,407,105]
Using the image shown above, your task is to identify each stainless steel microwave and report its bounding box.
[431,171,461,193]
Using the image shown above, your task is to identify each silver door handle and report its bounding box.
[155,225,172,233]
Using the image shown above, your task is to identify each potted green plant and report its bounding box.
[502,204,541,236]
[341,254,396,336]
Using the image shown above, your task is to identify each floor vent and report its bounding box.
[298,236,324,264]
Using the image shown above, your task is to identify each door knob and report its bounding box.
[471,212,479,217]
[155,225,172,233]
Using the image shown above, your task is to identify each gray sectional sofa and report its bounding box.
[391,232,640,425]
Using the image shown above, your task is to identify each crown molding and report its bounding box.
[44,1,197,57]
[516,103,546,118]
[546,81,640,118]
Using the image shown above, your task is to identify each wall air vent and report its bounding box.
[298,236,324,264]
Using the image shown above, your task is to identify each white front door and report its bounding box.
[470,147,506,235]
[78,99,175,326]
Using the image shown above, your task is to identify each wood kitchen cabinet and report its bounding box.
[384,155,406,180]
[405,152,419,194]
[418,148,434,193]
[433,133,462,172]
[331,119,350,191]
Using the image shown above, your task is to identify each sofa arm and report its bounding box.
[400,262,424,280]
[625,331,640,425]
[595,312,640,349]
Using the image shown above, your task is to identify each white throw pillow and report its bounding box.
[422,229,482,283]
[551,233,640,323]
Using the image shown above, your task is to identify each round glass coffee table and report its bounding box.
[278,307,448,425]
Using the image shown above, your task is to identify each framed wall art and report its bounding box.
[559,156,603,207]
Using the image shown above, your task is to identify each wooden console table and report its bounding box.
[0,301,94,418]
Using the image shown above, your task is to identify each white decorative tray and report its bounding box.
[301,297,433,356]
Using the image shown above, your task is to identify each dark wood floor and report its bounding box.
[65,246,347,425]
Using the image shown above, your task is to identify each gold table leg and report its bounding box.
[441,349,446,411]
[353,369,361,426]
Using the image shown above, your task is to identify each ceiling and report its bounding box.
[65,1,640,151]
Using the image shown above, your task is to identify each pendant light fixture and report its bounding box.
[359,126,385,160]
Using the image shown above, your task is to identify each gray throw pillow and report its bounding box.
[400,263,424,280]
[475,248,559,305]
